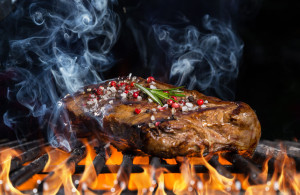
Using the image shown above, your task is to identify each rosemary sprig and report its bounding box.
[134,83,185,106]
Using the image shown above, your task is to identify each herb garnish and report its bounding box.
[134,83,185,106]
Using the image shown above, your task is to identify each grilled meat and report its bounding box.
[61,76,261,158]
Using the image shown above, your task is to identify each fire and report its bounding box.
[1,141,300,194]
[78,140,98,192]
[42,149,80,195]
[0,148,23,195]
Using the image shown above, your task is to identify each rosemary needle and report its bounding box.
[134,83,185,106]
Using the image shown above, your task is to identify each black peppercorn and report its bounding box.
[188,96,194,102]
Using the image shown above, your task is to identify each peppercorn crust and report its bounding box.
[62,76,261,158]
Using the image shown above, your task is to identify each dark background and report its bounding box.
[0,0,300,141]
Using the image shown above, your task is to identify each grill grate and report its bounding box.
[1,139,299,194]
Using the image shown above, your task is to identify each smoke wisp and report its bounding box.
[1,0,120,151]
[152,14,243,100]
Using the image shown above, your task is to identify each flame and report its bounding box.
[43,147,70,172]
[78,140,98,193]
[17,175,46,191]
[276,152,300,193]
[2,141,300,194]
[244,149,300,195]
[42,148,80,195]
[0,148,24,195]
[218,153,232,165]
[164,159,177,165]
[105,146,123,165]
[199,157,235,193]
[133,156,149,165]
[128,167,152,194]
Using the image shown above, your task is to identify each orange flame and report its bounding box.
[42,148,80,195]
[1,140,300,194]
[276,152,300,193]
[0,148,24,195]
[78,140,98,193]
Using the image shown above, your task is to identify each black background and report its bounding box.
[0,0,300,141]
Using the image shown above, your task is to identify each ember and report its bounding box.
[0,139,300,194]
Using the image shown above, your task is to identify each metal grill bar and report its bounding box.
[114,154,134,191]
[0,138,27,148]
[1,140,299,194]
[10,152,49,186]
[209,155,233,178]
[9,142,48,172]
[37,142,87,192]
[223,152,265,185]
[93,146,108,175]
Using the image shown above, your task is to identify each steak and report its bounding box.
[61,76,261,158]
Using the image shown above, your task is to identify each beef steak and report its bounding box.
[61,76,261,158]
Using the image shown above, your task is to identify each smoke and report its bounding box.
[1,0,244,151]
[1,0,120,151]
[152,14,243,100]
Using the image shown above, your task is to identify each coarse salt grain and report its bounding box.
[151,115,155,121]
[182,106,188,112]
[137,96,142,101]
[150,85,157,89]
[172,108,176,115]
[109,100,113,104]
[110,87,117,93]
[152,108,156,112]
[148,123,155,128]
[121,93,127,99]
[186,103,193,108]
[87,101,93,105]
[201,105,206,108]
[103,96,108,100]
[148,98,153,102]
[204,100,208,104]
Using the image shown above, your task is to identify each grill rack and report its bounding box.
[1,139,300,194]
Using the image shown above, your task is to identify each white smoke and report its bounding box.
[153,14,243,100]
[3,0,120,151]
[2,1,243,151]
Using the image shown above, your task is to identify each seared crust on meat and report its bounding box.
[62,76,261,158]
